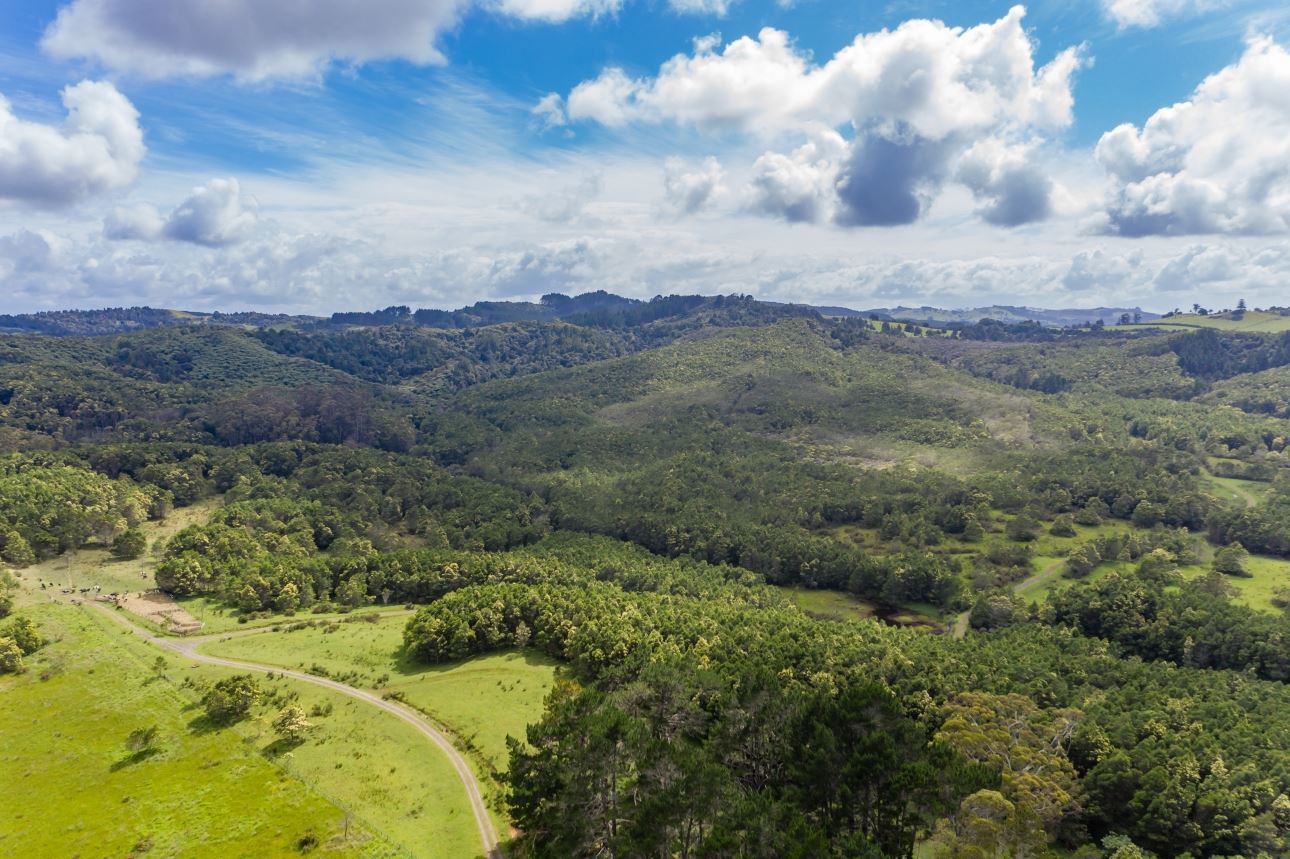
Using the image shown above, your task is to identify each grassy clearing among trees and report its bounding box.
[0,601,383,858]
[199,616,559,777]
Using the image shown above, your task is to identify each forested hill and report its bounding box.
[1,290,1166,335]
[3,294,1290,857]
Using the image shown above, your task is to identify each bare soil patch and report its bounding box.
[111,590,204,634]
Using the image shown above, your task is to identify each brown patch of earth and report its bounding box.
[110,590,204,634]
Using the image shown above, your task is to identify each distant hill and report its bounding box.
[0,307,319,336]
[1,293,1170,336]
[860,305,1162,328]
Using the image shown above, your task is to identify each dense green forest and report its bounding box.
[3,293,1290,858]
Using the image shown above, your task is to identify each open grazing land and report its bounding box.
[0,601,390,858]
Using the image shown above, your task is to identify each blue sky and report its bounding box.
[2,0,1290,313]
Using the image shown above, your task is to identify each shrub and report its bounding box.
[201,675,262,724]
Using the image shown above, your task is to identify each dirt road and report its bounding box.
[951,558,1066,640]
[86,602,501,858]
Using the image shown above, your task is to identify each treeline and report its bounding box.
[1172,328,1290,380]
[0,306,186,336]
[1046,564,1290,682]
[252,323,629,388]
[1208,478,1290,556]
[399,545,1290,858]
[0,460,165,563]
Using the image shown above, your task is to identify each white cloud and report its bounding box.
[493,0,620,22]
[1095,36,1290,237]
[0,229,63,279]
[0,80,144,207]
[1152,244,1240,291]
[956,140,1054,227]
[745,129,845,223]
[1101,0,1225,29]
[103,202,164,240]
[105,178,258,246]
[567,8,1080,136]
[663,156,723,214]
[564,7,1083,228]
[531,93,567,131]
[668,0,733,16]
[521,173,602,223]
[41,0,613,81]
[1062,248,1143,291]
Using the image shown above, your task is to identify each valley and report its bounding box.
[2,294,1290,858]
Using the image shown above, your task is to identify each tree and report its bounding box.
[1005,513,1041,543]
[1131,502,1164,529]
[6,616,43,655]
[1049,515,1077,538]
[1213,543,1250,577]
[0,636,23,674]
[111,528,147,560]
[936,692,1082,843]
[201,675,262,724]
[1075,497,1109,527]
[125,726,159,755]
[0,529,35,566]
[272,705,311,742]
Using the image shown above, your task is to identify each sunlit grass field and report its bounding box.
[199,616,559,779]
[0,601,388,858]
[784,586,876,621]
[1128,310,1290,333]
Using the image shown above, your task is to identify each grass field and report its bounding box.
[0,600,388,858]
[10,498,417,638]
[784,586,876,621]
[177,599,413,636]
[1199,471,1270,508]
[199,616,560,779]
[244,677,482,859]
[1178,554,1290,613]
[16,499,221,597]
[1128,310,1290,333]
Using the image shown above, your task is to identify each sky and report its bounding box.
[3,1,1290,314]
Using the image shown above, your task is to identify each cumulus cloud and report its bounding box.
[746,129,845,223]
[564,7,1082,228]
[567,8,1080,134]
[1152,244,1240,291]
[0,229,63,278]
[663,156,723,214]
[0,80,144,207]
[1061,248,1143,291]
[41,0,612,81]
[956,140,1054,227]
[487,237,611,295]
[105,178,258,246]
[1095,36,1290,237]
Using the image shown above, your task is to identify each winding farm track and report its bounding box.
[85,602,502,859]
[951,558,1066,640]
